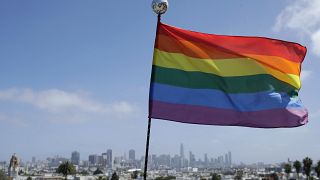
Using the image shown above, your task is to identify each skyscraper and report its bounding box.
[32,157,36,164]
[180,143,184,168]
[102,153,108,167]
[228,151,232,166]
[180,144,184,158]
[189,151,195,167]
[225,153,229,167]
[204,153,209,167]
[88,154,97,165]
[107,149,112,169]
[218,155,224,167]
[71,151,80,165]
[129,149,135,162]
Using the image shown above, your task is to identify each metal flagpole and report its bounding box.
[144,1,168,179]
[143,117,152,180]
[143,13,161,180]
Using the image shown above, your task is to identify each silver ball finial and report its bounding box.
[151,0,168,15]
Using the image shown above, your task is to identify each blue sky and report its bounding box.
[0,0,319,164]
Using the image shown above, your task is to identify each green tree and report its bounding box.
[315,160,320,178]
[303,157,313,180]
[270,173,279,180]
[0,170,9,180]
[56,161,76,180]
[131,171,138,179]
[234,170,243,180]
[93,169,103,175]
[18,169,24,175]
[111,172,119,180]
[166,177,176,180]
[211,173,221,180]
[284,163,292,179]
[155,176,176,180]
[293,160,302,180]
[80,170,89,176]
[27,176,32,180]
[96,176,107,180]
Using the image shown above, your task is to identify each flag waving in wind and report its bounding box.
[148,22,308,128]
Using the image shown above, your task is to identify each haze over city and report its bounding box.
[1,0,320,165]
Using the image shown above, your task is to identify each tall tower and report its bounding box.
[225,153,229,167]
[88,154,97,165]
[107,149,113,169]
[189,151,195,167]
[204,153,208,167]
[180,143,185,168]
[71,151,80,165]
[228,151,232,166]
[129,149,135,162]
[102,152,108,167]
[32,157,36,164]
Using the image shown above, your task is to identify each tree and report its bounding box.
[96,177,107,180]
[27,177,32,180]
[131,171,138,179]
[0,170,9,180]
[284,163,292,179]
[293,160,302,179]
[18,169,24,175]
[111,172,119,180]
[80,170,89,176]
[270,173,279,180]
[56,161,76,180]
[166,176,176,180]
[234,170,243,180]
[155,176,176,180]
[315,160,320,178]
[211,173,221,180]
[93,169,103,175]
[303,157,313,180]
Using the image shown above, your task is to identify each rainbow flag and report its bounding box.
[148,22,308,128]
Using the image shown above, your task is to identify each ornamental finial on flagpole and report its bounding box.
[151,0,168,15]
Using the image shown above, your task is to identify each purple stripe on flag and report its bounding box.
[149,100,308,128]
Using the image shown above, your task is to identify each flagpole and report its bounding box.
[143,13,161,180]
[143,117,152,180]
[144,1,168,179]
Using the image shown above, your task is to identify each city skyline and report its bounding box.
[0,144,233,165]
[1,144,320,179]
[1,0,320,164]
[3,149,318,179]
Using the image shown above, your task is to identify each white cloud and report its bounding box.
[300,70,313,81]
[274,0,320,56]
[0,88,135,117]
